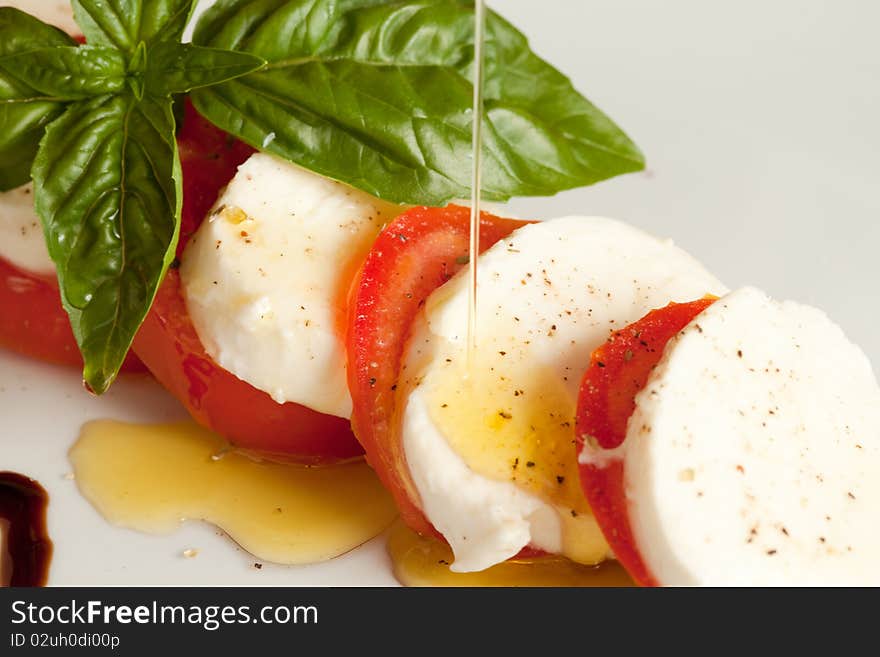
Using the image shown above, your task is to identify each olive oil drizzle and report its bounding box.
[69,420,398,566]
[466,0,487,370]
[388,520,633,587]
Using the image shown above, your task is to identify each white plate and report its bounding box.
[2,0,879,585]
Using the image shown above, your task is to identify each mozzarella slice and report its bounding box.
[400,216,727,572]
[181,153,401,418]
[623,286,880,585]
[0,183,54,275]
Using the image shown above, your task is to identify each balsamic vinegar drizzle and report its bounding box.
[0,472,53,587]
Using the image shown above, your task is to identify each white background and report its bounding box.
[1,0,878,584]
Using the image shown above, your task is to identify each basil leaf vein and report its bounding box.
[72,0,196,53]
[32,94,180,394]
[147,42,266,95]
[0,7,77,190]
[191,0,644,205]
[0,46,127,99]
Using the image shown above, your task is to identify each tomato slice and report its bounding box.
[0,257,145,372]
[575,297,716,586]
[176,100,254,256]
[133,268,361,462]
[347,205,529,536]
[132,101,360,462]
[0,257,83,367]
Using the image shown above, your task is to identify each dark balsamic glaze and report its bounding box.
[0,472,52,587]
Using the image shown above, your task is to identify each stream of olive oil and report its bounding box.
[466,0,487,369]
[69,421,397,565]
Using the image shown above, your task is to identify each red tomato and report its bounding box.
[0,257,82,367]
[0,257,145,372]
[132,101,360,462]
[575,297,716,586]
[346,205,529,536]
[176,100,254,256]
[133,268,361,462]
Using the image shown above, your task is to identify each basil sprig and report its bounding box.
[191,0,645,204]
[0,2,265,393]
[0,9,77,190]
[2,0,645,394]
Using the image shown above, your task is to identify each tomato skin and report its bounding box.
[347,205,529,536]
[133,268,361,462]
[0,256,145,371]
[576,297,716,587]
[0,258,81,367]
[177,100,254,255]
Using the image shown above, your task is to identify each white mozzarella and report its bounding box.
[0,183,54,275]
[620,286,880,585]
[0,1,78,35]
[181,153,401,418]
[403,382,563,573]
[401,216,727,571]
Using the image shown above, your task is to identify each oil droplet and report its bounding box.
[69,420,398,565]
[388,521,633,587]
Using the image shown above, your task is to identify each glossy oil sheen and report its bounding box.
[69,421,398,565]
[388,520,632,587]
[425,354,610,565]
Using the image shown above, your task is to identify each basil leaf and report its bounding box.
[0,46,127,99]
[72,0,196,54]
[0,7,77,190]
[191,0,644,205]
[0,6,76,51]
[32,94,180,393]
[146,42,266,95]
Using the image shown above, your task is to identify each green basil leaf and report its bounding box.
[0,6,77,51]
[32,94,180,393]
[146,42,266,95]
[191,0,644,204]
[0,7,77,190]
[0,46,127,99]
[72,0,196,54]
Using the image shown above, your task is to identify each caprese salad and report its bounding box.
[3,0,879,586]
